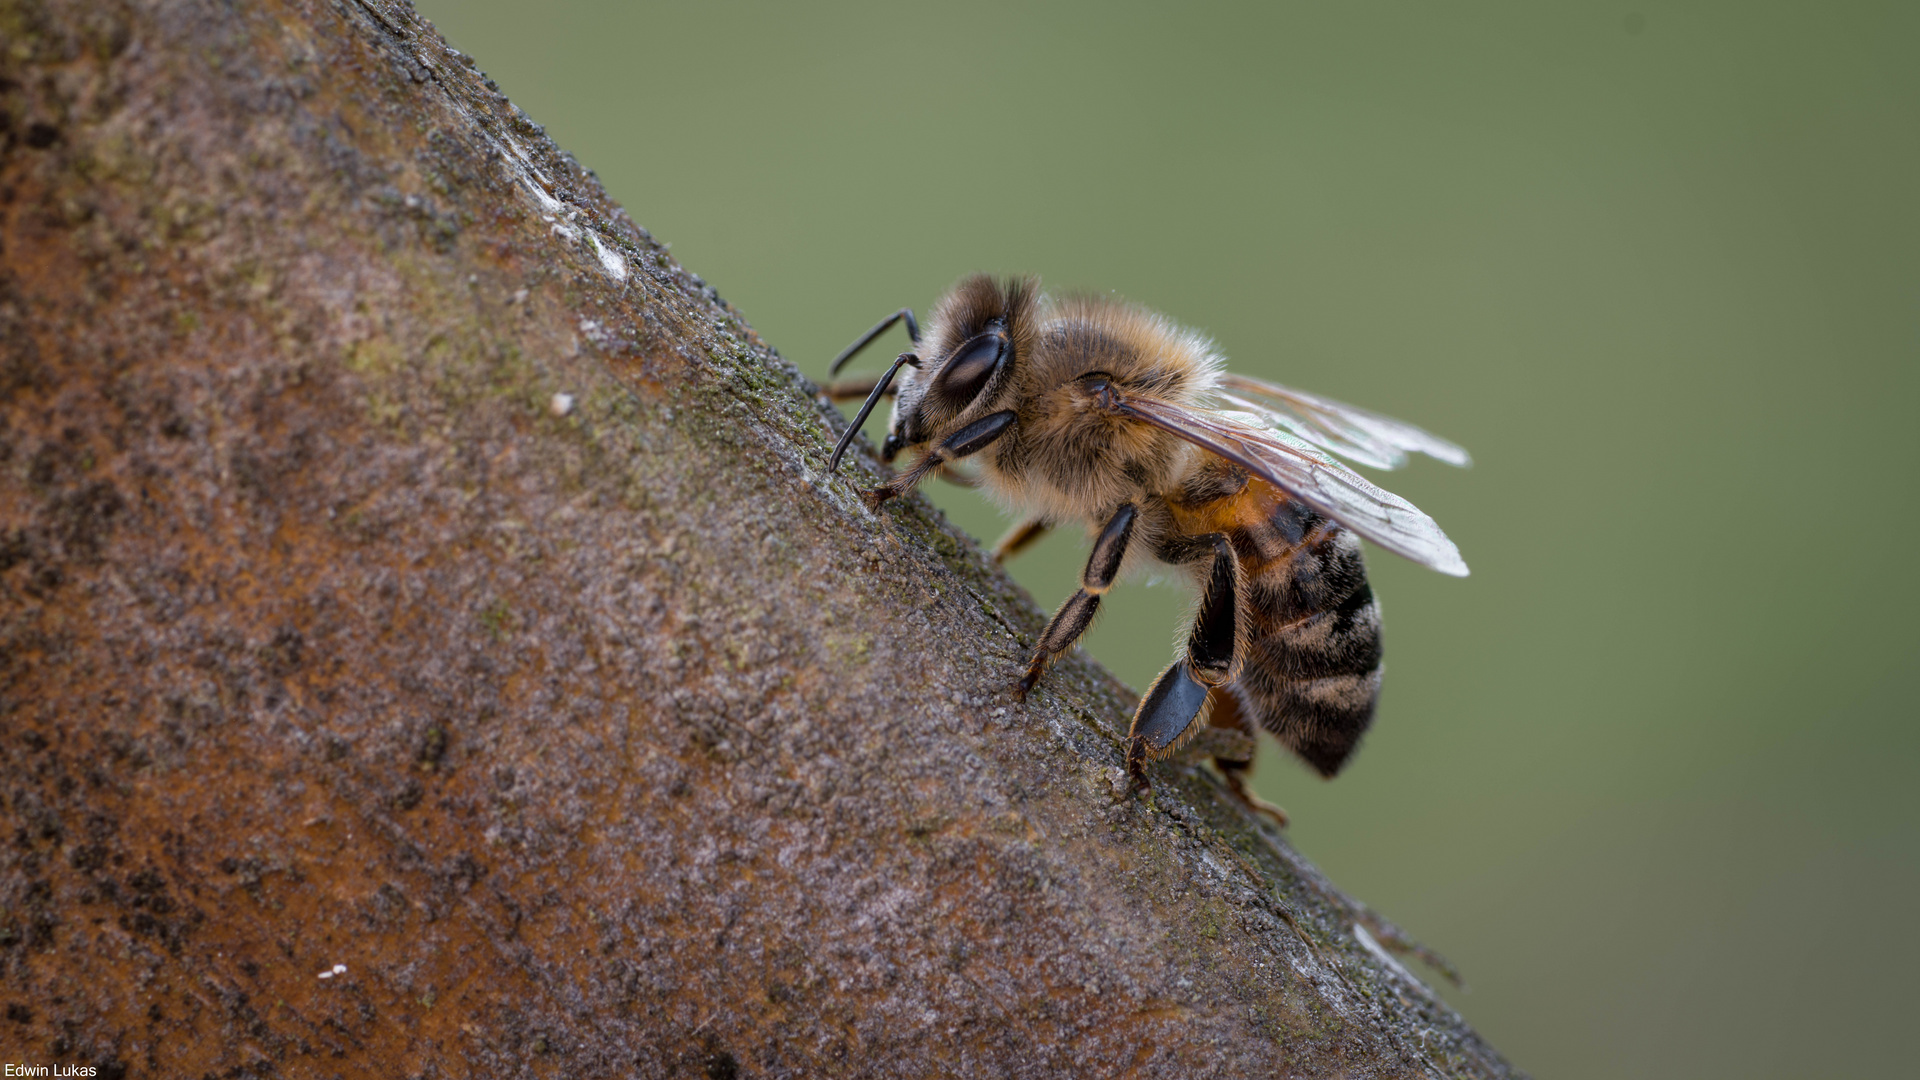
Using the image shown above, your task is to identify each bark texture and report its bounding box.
[0,1,1522,1076]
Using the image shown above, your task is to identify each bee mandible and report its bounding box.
[823,275,1469,815]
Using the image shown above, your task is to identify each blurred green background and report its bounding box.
[416,1,1919,1075]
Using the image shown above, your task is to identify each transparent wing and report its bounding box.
[1112,393,1470,577]
[1214,372,1471,471]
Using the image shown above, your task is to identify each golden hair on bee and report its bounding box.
[823,274,1470,818]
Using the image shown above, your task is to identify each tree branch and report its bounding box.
[0,0,1520,1075]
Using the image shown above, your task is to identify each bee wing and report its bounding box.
[1112,393,1470,577]
[1214,372,1471,471]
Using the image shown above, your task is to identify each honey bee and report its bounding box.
[823,275,1469,816]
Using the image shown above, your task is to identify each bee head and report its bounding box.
[886,275,1036,461]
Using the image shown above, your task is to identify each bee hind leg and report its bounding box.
[1196,687,1290,826]
[1127,535,1243,794]
[1127,664,1213,794]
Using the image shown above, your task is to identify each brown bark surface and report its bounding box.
[0,1,1522,1076]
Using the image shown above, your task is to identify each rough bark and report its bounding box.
[0,1,1521,1076]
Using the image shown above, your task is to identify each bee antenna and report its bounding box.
[826,352,917,474]
[830,308,921,375]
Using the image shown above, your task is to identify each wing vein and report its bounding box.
[1112,393,1469,577]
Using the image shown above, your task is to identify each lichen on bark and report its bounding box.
[0,1,1521,1076]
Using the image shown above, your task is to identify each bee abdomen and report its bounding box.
[1231,524,1384,777]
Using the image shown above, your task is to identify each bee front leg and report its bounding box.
[864,410,1016,510]
[1128,535,1242,794]
[1016,504,1135,699]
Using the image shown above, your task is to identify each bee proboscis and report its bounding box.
[824,275,1469,818]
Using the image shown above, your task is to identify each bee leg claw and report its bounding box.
[860,449,945,513]
[1125,741,1154,798]
[1014,663,1043,701]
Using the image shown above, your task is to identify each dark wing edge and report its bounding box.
[1114,394,1470,577]
[1215,372,1472,471]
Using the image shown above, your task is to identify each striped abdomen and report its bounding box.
[1232,501,1383,775]
[1164,469,1384,777]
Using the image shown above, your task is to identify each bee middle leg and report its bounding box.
[991,517,1051,564]
[1015,503,1135,699]
[1128,535,1242,794]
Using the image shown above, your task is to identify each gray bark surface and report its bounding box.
[0,1,1522,1076]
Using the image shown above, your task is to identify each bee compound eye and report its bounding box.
[881,432,907,461]
[927,332,1007,410]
